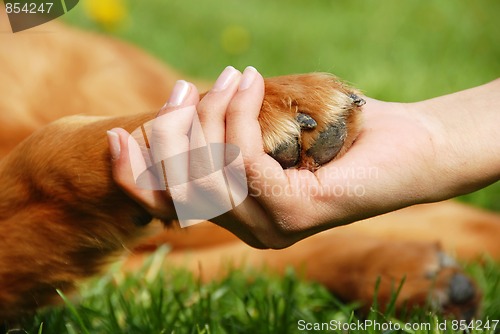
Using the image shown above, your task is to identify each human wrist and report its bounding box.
[410,80,500,201]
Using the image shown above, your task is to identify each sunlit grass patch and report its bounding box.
[22,249,500,333]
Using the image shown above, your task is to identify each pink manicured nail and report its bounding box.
[107,130,121,160]
[212,66,238,91]
[239,66,257,91]
[167,80,190,106]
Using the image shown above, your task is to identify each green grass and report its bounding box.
[15,0,500,332]
[65,0,500,99]
[20,248,500,334]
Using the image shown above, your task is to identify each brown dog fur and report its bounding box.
[0,15,498,321]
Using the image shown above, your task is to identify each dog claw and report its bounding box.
[296,113,317,130]
[349,93,366,107]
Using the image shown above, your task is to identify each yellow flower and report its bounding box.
[84,0,127,29]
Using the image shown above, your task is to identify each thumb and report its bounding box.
[107,81,200,219]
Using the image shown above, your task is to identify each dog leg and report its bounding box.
[131,222,479,320]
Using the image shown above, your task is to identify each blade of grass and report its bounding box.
[56,289,91,334]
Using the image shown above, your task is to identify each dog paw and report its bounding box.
[426,252,479,320]
[330,243,480,320]
[375,247,479,320]
[260,73,364,170]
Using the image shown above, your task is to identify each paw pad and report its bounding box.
[260,73,364,171]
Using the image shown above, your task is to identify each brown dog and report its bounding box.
[0,14,499,322]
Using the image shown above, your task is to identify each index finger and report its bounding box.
[225,67,288,185]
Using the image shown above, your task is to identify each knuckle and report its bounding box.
[197,97,224,121]
[151,115,175,136]
[227,97,244,116]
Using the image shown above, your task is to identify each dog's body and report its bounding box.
[0,16,499,322]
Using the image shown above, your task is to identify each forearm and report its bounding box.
[413,78,500,201]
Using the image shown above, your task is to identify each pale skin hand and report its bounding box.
[108,68,500,249]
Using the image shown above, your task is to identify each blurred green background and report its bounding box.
[65,0,499,209]
[21,1,500,331]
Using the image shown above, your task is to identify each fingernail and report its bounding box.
[107,130,121,160]
[239,66,257,91]
[167,80,190,106]
[212,66,238,91]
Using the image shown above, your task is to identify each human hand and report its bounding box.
[108,69,500,249]
[214,78,500,249]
